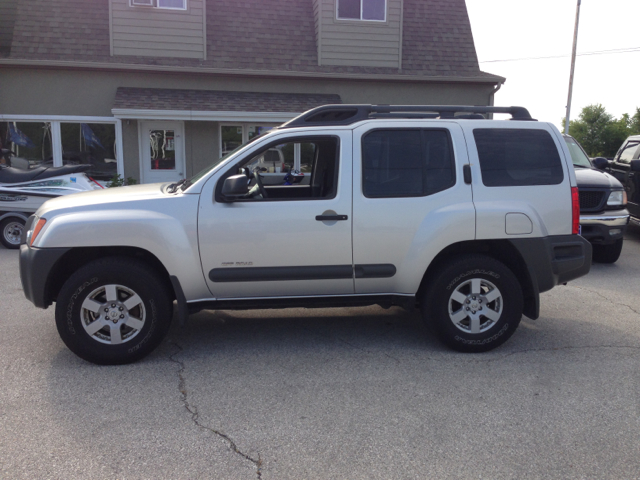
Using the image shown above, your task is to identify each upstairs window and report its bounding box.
[337,0,386,21]
[130,0,187,10]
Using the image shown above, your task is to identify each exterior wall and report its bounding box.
[0,0,19,55]
[0,66,497,181]
[185,121,218,177]
[109,0,206,59]
[317,0,403,68]
[122,119,141,181]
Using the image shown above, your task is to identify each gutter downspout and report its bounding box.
[488,80,504,119]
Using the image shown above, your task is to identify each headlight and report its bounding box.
[25,215,38,246]
[26,216,46,247]
[607,190,627,207]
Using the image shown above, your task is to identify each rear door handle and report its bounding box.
[316,214,348,221]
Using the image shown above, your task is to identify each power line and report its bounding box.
[479,46,640,63]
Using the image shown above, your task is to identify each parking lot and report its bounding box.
[1,229,640,479]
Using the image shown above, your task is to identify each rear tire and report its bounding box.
[0,217,25,249]
[422,254,523,353]
[592,239,623,264]
[55,257,173,365]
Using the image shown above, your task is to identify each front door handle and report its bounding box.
[316,214,348,221]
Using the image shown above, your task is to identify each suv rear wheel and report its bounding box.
[422,254,523,352]
[55,257,173,365]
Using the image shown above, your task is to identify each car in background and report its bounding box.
[606,135,640,226]
[564,135,629,263]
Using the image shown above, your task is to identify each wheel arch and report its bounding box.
[45,246,176,307]
[417,239,538,319]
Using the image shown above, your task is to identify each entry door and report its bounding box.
[198,130,354,299]
[140,121,185,184]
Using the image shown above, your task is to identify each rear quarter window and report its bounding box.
[473,129,564,187]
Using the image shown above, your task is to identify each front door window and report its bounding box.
[149,129,176,170]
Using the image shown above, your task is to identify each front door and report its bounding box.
[198,130,354,299]
[140,121,185,184]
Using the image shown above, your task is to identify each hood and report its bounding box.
[36,182,173,216]
[574,167,623,189]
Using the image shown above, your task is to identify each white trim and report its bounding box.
[0,115,124,177]
[336,0,387,22]
[112,108,298,123]
[0,115,119,123]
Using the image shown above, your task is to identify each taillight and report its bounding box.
[30,218,47,246]
[571,186,580,235]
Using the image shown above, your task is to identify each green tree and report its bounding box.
[563,104,638,158]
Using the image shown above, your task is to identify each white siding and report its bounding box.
[110,0,205,59]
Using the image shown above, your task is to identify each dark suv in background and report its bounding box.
[564,135,629,263]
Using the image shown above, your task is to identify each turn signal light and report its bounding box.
[571,187,580,235]
[31,218,47,246]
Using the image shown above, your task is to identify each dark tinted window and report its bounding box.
[474,129,564,187]
[617,141,640,164]
[362,129,455,198]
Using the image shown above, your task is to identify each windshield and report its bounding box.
[563,136,592,168]
[179,131,273,191]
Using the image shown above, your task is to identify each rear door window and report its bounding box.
[362,129,455,198]
[473,129,564,187]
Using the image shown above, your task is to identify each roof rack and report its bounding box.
[280,105,536,129]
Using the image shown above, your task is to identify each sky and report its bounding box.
[466,0,640,127]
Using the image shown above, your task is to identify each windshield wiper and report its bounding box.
[573,164,589,168]
[168,178,187,193]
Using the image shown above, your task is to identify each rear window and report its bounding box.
[473,129,564,187]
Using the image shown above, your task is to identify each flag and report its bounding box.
[81,124,105,150]
[8,123,36,148]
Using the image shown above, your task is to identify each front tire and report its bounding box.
[0,217,25,249]
[55,257,173,365]
[592,238,623,264]
[422,255,523,353]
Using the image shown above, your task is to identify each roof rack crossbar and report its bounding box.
[280,104,535,128]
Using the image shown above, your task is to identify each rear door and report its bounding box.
[464,123,574,238]
[609,139,640,218]
[351,121,475,295]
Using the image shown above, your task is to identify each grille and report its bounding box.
[579,190,605,210]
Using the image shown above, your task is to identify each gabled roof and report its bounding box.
[3,0,502,82]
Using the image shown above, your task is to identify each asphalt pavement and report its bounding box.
[1,229,640,479]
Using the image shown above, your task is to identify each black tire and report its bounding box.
[55,257,173,365]
[592,239,623,264]
[0,216,25,249]
[422,254,523,353]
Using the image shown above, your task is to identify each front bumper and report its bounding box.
[580,209,629,245]
[20,244,70,309]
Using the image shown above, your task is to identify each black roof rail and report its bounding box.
[279,104,536,129]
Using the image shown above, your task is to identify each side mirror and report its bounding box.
[221,174,249,201]
[592,157,609,171]
[631,160,640,172]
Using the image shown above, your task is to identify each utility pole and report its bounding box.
[564,0,582,134]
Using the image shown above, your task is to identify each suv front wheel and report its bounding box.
[55,257,173,365]
[422,255,523,352]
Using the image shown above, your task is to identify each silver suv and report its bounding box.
[19,105,592,364]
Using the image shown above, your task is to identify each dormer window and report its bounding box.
[130,0,187,10]
[337,0,386,22]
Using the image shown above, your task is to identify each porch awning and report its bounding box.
[111,87,342,122]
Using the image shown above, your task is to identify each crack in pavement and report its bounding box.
[169,342,263,480]
[570,285,640,316]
